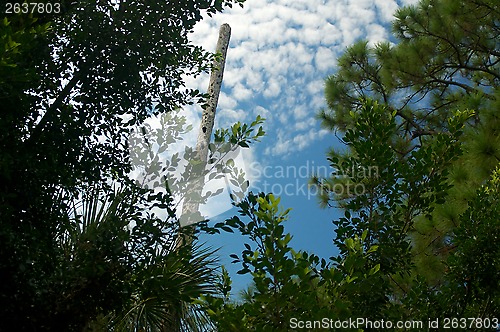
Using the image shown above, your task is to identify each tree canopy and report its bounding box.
[1,0,499,330]
[1,0,249,330]
[318,0,499,287]
[203,0,499,329]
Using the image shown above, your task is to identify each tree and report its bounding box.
[200,0,499,327]
[309,0,499,323]
[312,100,471,320]
[202,192,381,331]
[203,99,497,329]
[321,0,498,134]
[319,0,499,284]
[202,0,499,327]
[442,166,500,319]
[0,0,248,330]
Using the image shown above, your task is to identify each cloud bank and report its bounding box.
[186,0,418,157]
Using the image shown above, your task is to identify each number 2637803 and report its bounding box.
[5,3,61,14]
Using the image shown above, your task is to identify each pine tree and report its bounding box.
[318,0,499,284]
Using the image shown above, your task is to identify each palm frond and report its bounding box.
[108,243,219,332]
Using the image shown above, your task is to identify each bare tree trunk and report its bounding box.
[179,23,231,230]
[164,23,231,332]
[196,23,231,170]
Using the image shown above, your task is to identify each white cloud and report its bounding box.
[218,108,246,123]
[398,0,420,6]
[231,82,253,100]
[374,0,400,22]
[315,47,336,72]
[253,105,271,119]
[293,106,308,120]
[294,116,316,131]
[366,23,389,45]
[185,0,412,158]
[263,78,281,98]
[218,91,238,109]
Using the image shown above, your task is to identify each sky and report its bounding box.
[163,0,419,295]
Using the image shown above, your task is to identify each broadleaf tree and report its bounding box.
[199,0,499,329]
[201,192,381,331]
[0,0,250,330]
[318,0,499,286]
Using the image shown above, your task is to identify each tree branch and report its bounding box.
[27,72,81,143]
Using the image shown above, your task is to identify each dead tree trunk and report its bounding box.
[178,23,231,237]
[196,23,231,171]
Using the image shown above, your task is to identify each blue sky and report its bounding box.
[180,0,419,294]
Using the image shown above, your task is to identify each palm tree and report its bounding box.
[55,184,219,331]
